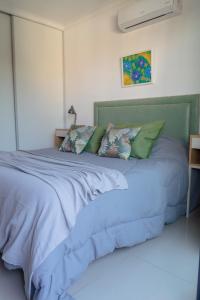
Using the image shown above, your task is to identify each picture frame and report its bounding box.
[121,50,153,87]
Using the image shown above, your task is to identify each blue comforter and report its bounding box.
[0,137,188,300]
[0,152,127,299]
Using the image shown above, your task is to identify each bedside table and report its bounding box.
[187,135,200,218]
[55,129,69,148]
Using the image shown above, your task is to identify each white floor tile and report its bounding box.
[126,218,200,283]
[73,255,196,300]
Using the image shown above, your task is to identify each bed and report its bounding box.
[0,95,200,300]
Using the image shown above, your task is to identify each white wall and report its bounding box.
[64,0,200,125]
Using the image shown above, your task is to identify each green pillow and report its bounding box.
[116,120,165,159]
[85,126,106,153]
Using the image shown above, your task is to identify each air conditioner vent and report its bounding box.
[118,0,182,32]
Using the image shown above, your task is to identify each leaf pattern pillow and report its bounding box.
[59,126,96,154]
[98,125,141,160]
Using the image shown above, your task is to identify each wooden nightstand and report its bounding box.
[187,135,200,217]
[55,129,69,148]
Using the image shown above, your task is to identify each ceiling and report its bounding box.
[0,0,122,28]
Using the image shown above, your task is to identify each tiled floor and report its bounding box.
[0,210,199,300]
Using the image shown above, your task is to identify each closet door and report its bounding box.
[0,12,16,151]
[13,17,64,150]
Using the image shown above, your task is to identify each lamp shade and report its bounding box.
[68,105,76,115]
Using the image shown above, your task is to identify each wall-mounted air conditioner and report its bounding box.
[118,0,182,32]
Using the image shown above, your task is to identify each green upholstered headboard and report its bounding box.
[94,95,200,143]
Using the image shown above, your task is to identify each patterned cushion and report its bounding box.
[98,124,141,160]
[70,125,106,154]
[59,126,96,154]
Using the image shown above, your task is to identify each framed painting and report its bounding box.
[121,50,152,87]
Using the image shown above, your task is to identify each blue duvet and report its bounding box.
[0,137,188,300]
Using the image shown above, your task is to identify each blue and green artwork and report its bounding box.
[122,50,152,86]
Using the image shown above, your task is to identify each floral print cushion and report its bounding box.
[59,126,96,154]
[98,125,141,160]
